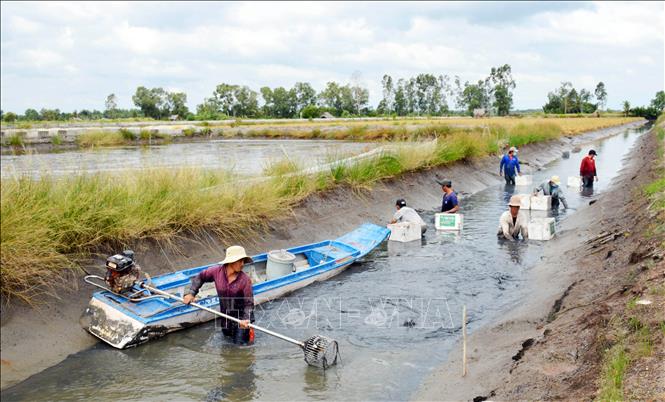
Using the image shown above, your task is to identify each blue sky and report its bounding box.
[1,1,663,112]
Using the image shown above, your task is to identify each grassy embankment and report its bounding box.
[597,114,664,401]
[0,119,642,303]
[43,116,642,148]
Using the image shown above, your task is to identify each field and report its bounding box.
[0,117,643,302]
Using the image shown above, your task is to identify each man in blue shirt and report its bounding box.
[436,179,459,213]
[499,147,521,185]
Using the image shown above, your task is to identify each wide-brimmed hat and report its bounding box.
[221,245,253,265]
[508,195,522,207]
[509,146,517,153]
[550,175,561,185]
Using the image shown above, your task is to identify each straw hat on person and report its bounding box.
[550,175,561,186]
[220,245,253,265]
[508,195,522,207]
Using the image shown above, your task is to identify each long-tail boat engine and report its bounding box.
[104,250,141,294]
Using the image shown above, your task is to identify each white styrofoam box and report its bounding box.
[530,195,552,211]
[388,222,422,242]
[515,175,533,186]
[518,194,531,209]
[528,218,556,241]
[434,213,464,231]
[567,176,582,188]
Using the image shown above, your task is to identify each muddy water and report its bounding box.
[2,125,647,401]
[0,139,377,178]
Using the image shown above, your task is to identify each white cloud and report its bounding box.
[0,1,663,112]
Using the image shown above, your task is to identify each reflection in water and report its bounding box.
[2,124,647,401]
[207,344,257,402]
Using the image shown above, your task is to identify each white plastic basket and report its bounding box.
[434,213,464,231]
[388,222,422,242]
[528,218,556,241]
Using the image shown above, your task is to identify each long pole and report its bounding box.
[462,305,467,377]
[142,284,305,348]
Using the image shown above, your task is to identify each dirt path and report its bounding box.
[0,121,646,390]
[413,123,664,401]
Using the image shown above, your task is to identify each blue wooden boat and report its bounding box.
[80,223,390,349]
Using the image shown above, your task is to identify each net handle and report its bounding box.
[142,283,305,348]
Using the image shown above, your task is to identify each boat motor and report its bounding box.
[105,250,141,294]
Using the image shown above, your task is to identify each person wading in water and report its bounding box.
[184,245,255,345]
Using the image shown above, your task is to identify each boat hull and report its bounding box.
[81,223,389,349]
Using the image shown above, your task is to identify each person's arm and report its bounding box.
[183,265,219,303]
[499,156,505,175]
[390,210,401,224]
[593,161,598,180]
[533,182,544,195]
[521,218,529,239]
[500,215,514,241]
[445,195,460,213]
[579,158,585,176]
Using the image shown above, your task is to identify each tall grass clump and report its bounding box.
[77,130,125,147]
[119,128,137,141]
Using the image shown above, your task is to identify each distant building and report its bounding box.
[473,108,487,118]
[169,115,180,121]
[320,112,335,119]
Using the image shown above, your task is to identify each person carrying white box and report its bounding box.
[390,199,427,234]
[533,175,569,210]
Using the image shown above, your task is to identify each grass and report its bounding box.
[0,119,647,303]
[6,133,25,147]
[598,340,629,401]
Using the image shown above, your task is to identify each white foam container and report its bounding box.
[528,218,556,241]
[434,213,464,231]
[518,194,531,209]
[515,175,533,186]
[388,222,422,242]
[567,176,582,188]
[530,195,552,211]
[266,249,296,280]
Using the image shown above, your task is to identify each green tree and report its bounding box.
[489,64,516,115]
[40,108,61,121]
[622,100,631,116]
[196,98,221,120]
[318,81,344,116]
[293,82,317,115]
[104,93,118,119]
[132,86,166,119]
[594,82,607,111]
[393,79,407,116]
[650,90,665,112]
[3,111,17,123]
[166,92,189,118]
[300,104,320,119]
[380,74,394,114]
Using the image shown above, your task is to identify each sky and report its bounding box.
[1,1,663,113]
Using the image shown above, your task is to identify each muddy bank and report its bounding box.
[0,121,646,390]
[413,122,663,401]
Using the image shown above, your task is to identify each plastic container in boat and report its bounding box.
[388,222,421,242]
[266,249,296,280]
[434,213,464,231]
[528,218,556,241]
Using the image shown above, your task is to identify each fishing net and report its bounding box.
[302,335,340,369]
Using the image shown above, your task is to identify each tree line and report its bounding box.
[2,65,663,123]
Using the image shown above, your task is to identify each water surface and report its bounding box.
[2,125,646,401]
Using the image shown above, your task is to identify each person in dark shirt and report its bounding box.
[184,245,255,345]
[437,179,459,213]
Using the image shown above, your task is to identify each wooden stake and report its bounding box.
[462,305,467,377]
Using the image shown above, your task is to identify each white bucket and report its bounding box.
[528,218,556,241]
[530,195,551,211]
[434,213,464,231]
[388,222,422,242]
[567,176,582,188]
[515,175,533,186]
[266,249,296,280]
[518,194,531,209]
